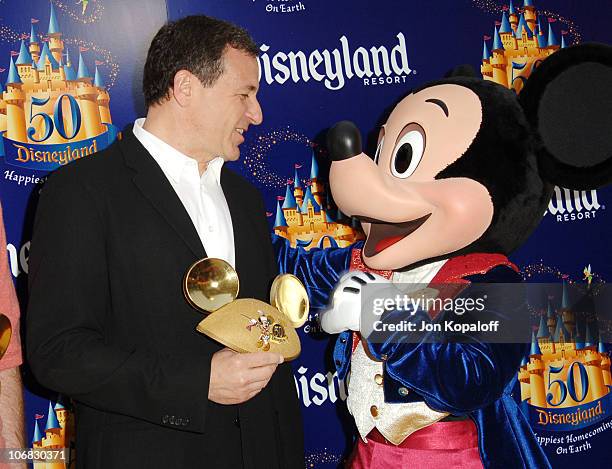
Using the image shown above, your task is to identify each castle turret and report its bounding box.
[29,22,41,63]
[293,167,304,206]
[15,40,36,82]
[490,26,508,87]
[282,183,297,209]
[482,40,491,62]
[508,1,519,31]
[518,355,531,403]
[522,0,537,31]
[47,1,64,64]
[4,57,27,141]
[599,342,611,387]
[561,34,567,49]
[583,324,606,400]
[75,52,104,138]
[481,39,493,79]
[274,200,288,235]
[528,331,546,407]
[309,152,324,206]
[94,66,112,125]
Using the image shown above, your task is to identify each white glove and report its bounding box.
[320,271,389,334]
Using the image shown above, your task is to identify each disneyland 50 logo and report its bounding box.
[257,32,414,90]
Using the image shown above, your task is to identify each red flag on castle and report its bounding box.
[31,18,40,24]
[548,18,557,23]
[277,196,285,201]
[561,30,568,35]
[495,21,501,26]
[287,178,294,185]
[95,60,104,66]
[294,163,303,169]
[265,212,273,217]
[34,414,44,420]
[79,46,90,52]
[483,35,491,40]
[0,68,6,73]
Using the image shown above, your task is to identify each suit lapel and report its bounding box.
[119,128,206,260]
[221,168,261,296]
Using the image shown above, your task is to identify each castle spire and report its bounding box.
[310,151,319,180]
[523,0,533,6]
[32,420,43,444]
[274,201,287,228]
[535,25,547,48]
[482,40,491,61]
[561,34,567,49]
[561,281,570,309]
[94,66,105,87]
[77,52,91,79]
[48,0,60,35]
[530,331,542,356]
[546,299,555,319]
[30,23,39,44]
[282,183,297,209]
[492,26,504,51]
[536,314,548,338]
[553,314,570,342]
[499,11,512,34]
[516,13,533,38]
[598,341,607,354]
[37,41,59,70]
[16,40,32,65]
[508,0,516,15]
[547,22,559,47]
[44,401,60,431]
[6,57,22,85]
[585,322,596,348]
[293,168,302,189]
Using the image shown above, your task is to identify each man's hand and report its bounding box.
[208,348,283,405]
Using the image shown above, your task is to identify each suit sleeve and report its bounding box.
[367,267,529,414]
[26,171,211,433]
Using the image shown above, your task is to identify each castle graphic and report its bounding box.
[272,153,364,250]
[518,281,611,427]
[0,0,116,170]
[481,0,565,91]
[31,399,75,468]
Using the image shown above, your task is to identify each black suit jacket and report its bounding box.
[27,128,303,469]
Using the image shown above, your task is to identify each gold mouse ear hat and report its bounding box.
[184,259,309,361]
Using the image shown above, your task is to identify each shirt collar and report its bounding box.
[133,118,224,185]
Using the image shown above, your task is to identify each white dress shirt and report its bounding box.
[132,118,235,268]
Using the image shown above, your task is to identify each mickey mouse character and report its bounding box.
[275,43,612,468]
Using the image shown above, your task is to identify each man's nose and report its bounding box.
[326,121,362,161]
[247,97,263,125]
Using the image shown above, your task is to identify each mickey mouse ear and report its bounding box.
[445,64,478,78]
[519,43,612,189]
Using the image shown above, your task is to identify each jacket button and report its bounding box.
[374,374,383,386]
[380,354,388,361]
[162,415,169,424]
[335,359,341,366]
[370,405,379,418]
[398,387,410,397]
[340,337,347,344]
[234,417,240,428]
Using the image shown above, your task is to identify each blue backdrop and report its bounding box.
[1,1,611,467]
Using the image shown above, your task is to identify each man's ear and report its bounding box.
[172,70,193,106]
[519,43,612,189]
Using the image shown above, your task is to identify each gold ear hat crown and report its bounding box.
[184,259,309,361]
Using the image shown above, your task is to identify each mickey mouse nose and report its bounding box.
[327,121,363,161]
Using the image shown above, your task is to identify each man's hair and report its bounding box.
[143,15,259,108]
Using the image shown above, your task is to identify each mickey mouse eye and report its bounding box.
[390,123,425,179]
[374,127,385,164]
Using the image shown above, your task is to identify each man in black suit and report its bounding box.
[27,15,303,469]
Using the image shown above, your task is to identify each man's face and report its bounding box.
[189,47,262,161]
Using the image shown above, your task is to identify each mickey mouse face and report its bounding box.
[329,84,494,271]
[327,43,612,271]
